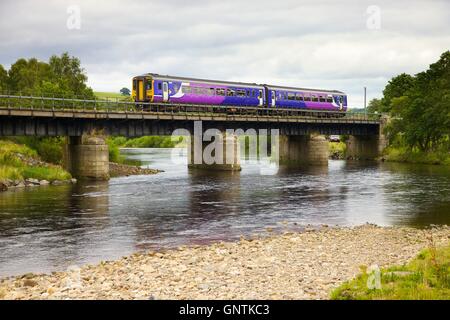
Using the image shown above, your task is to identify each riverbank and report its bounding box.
[0,140,73,192]
[0,224,448,300]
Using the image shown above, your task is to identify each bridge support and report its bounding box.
[346,115,389,160]
[188,132,241,171]
[63,135,110,180]
[277,134,329,167]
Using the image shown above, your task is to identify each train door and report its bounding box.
[163,82,169,102]
[258,89,263,106]
[137,79,145,101]
[271,91,276,107]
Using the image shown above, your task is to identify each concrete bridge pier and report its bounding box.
[63,135,110,180]
[346,115,389,160]
[276,134,329,167]
[188,132,241,171]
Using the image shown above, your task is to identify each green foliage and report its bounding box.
[384,51,450,153]
[331,244,450,300]
[0,139,71,181]
[0,166,23,180]
[118,136,183,148]
[21,166,71,181]
[120,87,131,96]
[367,98,382,114]
[11,137,65,164]
[0,64,8,91]
[106,137,125,163]
[329,141,346,159]
[3,52,95,99]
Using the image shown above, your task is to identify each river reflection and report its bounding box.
[0,148,449,276]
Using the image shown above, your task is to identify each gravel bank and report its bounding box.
[109,162,162,177]
[0,224,449,300]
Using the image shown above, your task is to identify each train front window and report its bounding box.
[146,80,152,90]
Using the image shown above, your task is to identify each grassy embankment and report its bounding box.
[332,244,450,299]
[383,146,450,166]
[0,139,71,181]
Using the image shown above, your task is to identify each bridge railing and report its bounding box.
[0,93,381,121]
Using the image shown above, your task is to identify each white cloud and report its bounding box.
[0,0,449,107]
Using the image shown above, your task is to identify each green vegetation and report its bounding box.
[329,141,346,159]
[369,51,450,165]
[0,140,71,181]
[1,52,94,99]
[94,91,131,101]
[108,136,185,149]
[8,137,65,165]
[332,244,450,300]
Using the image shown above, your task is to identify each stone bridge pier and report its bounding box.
[188,132,241,171]
[63,135,110,180]
[346,115,389,160]
[276,134,329,167]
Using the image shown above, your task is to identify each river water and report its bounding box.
[0,148,449,277]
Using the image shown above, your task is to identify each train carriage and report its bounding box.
[132,73,347,113]
[133,73,265,107]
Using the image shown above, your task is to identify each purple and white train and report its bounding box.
[132,73,347,112]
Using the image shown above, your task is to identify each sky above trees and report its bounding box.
[0,0,449,107]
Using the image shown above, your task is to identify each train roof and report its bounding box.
[264,84,345,94]
[142,73,263,89]
[139,73,345,94]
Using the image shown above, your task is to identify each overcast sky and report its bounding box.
[0,0,449,107]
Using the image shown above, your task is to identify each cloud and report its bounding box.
[0,0,449,107]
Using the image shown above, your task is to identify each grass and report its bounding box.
[329,141,347,159]
[94,91,130,101]
[331,243,450,300]
[384,146,450,166]
[0,139,71,181]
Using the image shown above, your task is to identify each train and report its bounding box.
[132,73,347,112]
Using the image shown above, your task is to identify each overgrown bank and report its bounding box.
[0,140,73,191]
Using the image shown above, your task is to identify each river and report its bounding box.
[0,148,449,277]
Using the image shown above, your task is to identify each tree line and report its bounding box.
[368,51,450,153]
[0,52,95,99]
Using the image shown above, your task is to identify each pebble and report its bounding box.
[0,224,448,300]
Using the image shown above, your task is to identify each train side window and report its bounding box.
[158,83,162,90]
[133,81,136,90]
[182,86,191,94]
[227,89,235,96]
[216,88,225,96]
[304,94,311,101]
[312,95,318,102]
[236,89,246,97]
[288,93,295,100]
[319,95,325,102]
[298,94,304,101]
[327,95,333,103]
[209,88,215,96]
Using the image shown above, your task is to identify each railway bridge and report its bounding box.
[0,95,388,180]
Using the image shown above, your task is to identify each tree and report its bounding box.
[380,73,415,113]
[0,64,7,92]
[120,87,131,96]
[387,51,450,151]
[4,53,95,99]
[367,98,382,114]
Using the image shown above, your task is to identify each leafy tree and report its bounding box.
[367,98,382,113]
[0,64,8,92]
[5,52,94,99]
[380,73,415,113]
[120,87,131,96]
[387,51,450,151]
